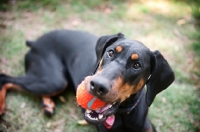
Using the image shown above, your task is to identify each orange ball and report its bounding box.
[76,81,106,110]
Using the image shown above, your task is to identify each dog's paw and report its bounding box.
[41,97,55,117]
[42,106,55,116]
[41,99,55,117]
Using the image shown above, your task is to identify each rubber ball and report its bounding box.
[76,81,106,110]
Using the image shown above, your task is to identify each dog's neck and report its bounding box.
[116,88,144,113]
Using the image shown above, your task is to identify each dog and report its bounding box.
[0,30,175,132]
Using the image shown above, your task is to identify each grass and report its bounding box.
[150,83,200,131]
[0,0,200,131]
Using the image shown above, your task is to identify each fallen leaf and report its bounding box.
[59,96,66,103]
[20,102,26,108]
[77,119,88,125]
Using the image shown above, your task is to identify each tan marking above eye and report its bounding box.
[131,54,139,60]
[116,46,123,52]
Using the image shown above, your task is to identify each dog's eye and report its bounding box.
[132,62,141,69]
[107,50,114,57]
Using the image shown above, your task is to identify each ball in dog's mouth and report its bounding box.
[76,81,106,110]
[76,81,120,124]
[84,100,120,124]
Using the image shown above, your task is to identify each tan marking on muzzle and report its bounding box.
[107,77,145,103]
[83,75,145,104]
[135,79,145,92]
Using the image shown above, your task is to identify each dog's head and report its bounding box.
[83,33,175,124]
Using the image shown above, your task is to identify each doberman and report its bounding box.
[0,30,174,132]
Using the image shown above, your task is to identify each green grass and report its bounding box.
[0,0,199,132]
[185,0,200,85]
[149,83,200,131]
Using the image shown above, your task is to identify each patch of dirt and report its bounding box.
[0,57,9,73]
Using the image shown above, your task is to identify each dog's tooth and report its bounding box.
[112,102,116,105]
[98,114,103,120]
[86,109,91,113]
[89,115,92,120]
[87,113,91,118]
[109,104,112,108]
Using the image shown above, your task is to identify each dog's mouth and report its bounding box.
[84,100,120,124]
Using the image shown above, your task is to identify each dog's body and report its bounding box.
[0,30,174,132]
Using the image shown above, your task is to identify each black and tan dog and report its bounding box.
[0,30,174,132]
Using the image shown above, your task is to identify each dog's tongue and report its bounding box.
[106,115,115,125]
[104,114,115,129]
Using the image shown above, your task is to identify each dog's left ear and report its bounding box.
[95,33,124,61]
[146,50,175,106]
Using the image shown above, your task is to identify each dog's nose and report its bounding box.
[90,76,110,96]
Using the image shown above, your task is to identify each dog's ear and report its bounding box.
[95,33,124,61]
[26,40,34,47]
[146,50,175,106]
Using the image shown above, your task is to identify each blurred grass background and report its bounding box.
[0,0,200,132]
